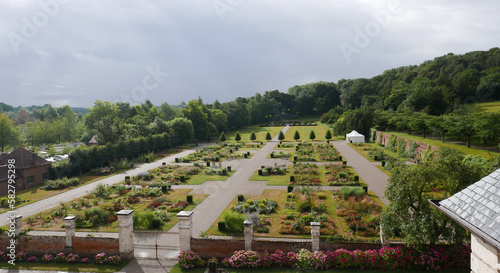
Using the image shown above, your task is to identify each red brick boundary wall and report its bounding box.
[191,237,386,258]
[0,235,119,256]
[375,131,439,159]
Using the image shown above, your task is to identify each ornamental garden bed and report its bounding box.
[21,186,208,232]
[177,143,247,163]
[291,143,342,162]
[249,166,291,186]
[332,187,383,238]
[206,187,384,241]
[324,164,365,186]
[135,163,235,186]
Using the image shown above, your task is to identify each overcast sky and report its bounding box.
[1,0,499,108]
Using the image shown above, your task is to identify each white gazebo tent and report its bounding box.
[345,130,365,143]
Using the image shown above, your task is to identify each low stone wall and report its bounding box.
[0,235,119,257]
[191,237,384,258]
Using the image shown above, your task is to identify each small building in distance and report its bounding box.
[431,168,500,273]
[88,135,99,146]
[0,147,51,195]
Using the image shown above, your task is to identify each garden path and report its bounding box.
[332,141,389,205]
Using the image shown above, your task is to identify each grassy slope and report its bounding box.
[386,131,499,158]
[468,100,500,113]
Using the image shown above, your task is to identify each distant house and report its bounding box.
[430,169,500,273]
[88,135,99,146]
[0,147,51,195]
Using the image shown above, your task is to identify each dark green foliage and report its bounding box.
[250,131,256,141]
[218,221,227,231]
[293,130,300,141]
[235,131,241,142]
[41,177,79,190]
[309,130,316,141]
[325,129,332,140]
[278,131,285,141]
[237,195,244,202]
[187,195,193,203]
[265,132,272,141]
[220,131,226,142]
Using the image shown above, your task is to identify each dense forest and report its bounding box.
[1,48,499,152]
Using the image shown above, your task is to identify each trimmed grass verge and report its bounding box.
[0,260,129,272]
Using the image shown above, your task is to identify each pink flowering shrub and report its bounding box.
[178,250,206,269]
[54,252,66,263]
[95,253,107,264]
[183,244,471,270]
[41,254,53,263]
[65,254,79,263]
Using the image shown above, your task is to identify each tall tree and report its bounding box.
[182,100,211,141]
[220,131,226,142]
[167,117,194,145]
[234,131,241,142]
[0,114,19,152]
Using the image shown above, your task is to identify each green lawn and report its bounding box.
[187,170,236,185]
[0,261,129,272]
[221,125,284,143]
[348,143,401,162]
[249,168,291,186]
[386,131,499,158]
[468,100,500,113]
[284,125,330,142]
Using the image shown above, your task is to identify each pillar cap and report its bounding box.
[117,210,134,216]
[63,216,76,220]
[177,211,193,217]
[15,215,22,219]
[244,220,253,226]
[310,222,321,226]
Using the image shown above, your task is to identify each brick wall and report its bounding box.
[191,237,384,258]
[0,235,119,257]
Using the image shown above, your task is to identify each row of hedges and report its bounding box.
[179,244,470,270]
[50,132,175,178]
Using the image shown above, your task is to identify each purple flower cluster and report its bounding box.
[182,244,471,271]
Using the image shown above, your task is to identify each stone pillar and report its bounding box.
[63,216,76,249]
[117,210,134,259]
[177,211,193,252]
[14,215,22,236]
[310,222,320,252]
[244,220,253,251]
[14,215,22,245]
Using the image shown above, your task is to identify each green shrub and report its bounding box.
[41,177,80,190]
[298,200,312,212]
[133,210,169,230]
[338,172,347,179]
[340,186,366,199]
[256,227,269,233]
[237,195,244,202]
[218,221,227,231]
[221,211,245,232]
[187,195,193,203]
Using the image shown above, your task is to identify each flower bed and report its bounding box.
[0,251,122,265]
[180,245,471,270]
[333,188,382,237]
[279,188,334,235]
[316,143,341,161]
[324,164,361,186]
[178,143,244,163]
[290,163,321,186]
